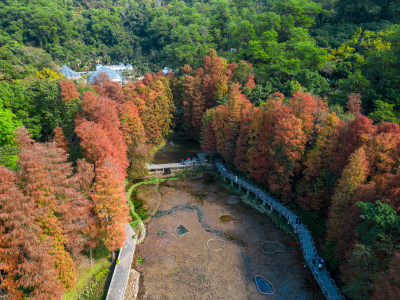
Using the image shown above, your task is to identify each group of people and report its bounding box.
[312,255,325,270]
[181,156,201,165]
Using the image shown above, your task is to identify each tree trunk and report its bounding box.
[90,248,93,265]
[111,250,116,262]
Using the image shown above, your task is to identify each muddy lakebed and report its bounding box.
[127,174,324,300]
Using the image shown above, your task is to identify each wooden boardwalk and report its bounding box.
[147,153,209,171]
[215,160,343,300]
[146,161,196,171]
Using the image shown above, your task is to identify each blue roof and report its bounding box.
[87,67,125,83]
[60,65,80,78]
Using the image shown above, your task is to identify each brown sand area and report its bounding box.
[128,175,324,300]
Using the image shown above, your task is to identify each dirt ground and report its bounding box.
[126,174,324,300]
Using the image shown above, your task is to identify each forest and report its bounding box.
[0,0,400,299]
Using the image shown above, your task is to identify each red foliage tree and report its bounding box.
[53,126,69,152]
[200,109,217,153]
[182,74,202,138]
[81,91,98,117]
[346,93,362,115]
[365,122,400,178]
[75,120,117,169]
[326,147,369,242]
[233,106,255,173]
[73,158,95,193]
[0,166,62,299]
[245,74,256,90]
[297,113,342,211]
[247,94,307,201]
[384,172,400,212]
[76,93,129,178]
[118,101,149,178]
[373,249,400,299]
[202,49,228,107]
[181,64,192,74]
[93,96,128,175]
[91,159,130,259]
[59,79,80,103]
[16,128,80,289]
[123,75,174,145]
[288,91,328,138]
[213,83,248,163]
[300,115,375,211]
[330,115,375,174]
[92,73,125,102]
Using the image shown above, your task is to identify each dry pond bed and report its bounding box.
[125,174,324,300]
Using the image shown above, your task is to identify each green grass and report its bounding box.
[174,165,208,179]
[126,176,181,231]
[62,256,111,300]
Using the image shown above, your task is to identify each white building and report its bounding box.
[96,63,133,72]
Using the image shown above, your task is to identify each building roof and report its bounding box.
[87,67,125,83]
[60,65,81,79]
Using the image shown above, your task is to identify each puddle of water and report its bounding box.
[255,275,275,295]
[219,215,243,223]
[153,138,201,164]
[175,224,189,236]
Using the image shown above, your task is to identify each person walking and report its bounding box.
[312,255,317,265]
[318,257,325,270]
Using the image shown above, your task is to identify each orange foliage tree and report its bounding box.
[123,74,174,146]
[248,93,307,201]
[200,109,217,153]
[53,126,69,152]
[91,159,130,260]
[326,147,369,242]
[181,50,255,139]
[59,79,80,103]
[0,127,100,298]
[0,166,61,299]
[297,113,342,211]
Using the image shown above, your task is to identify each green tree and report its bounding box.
[369,100,400,124]
[342,201,400,299]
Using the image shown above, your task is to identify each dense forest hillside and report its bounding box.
[2,0,400,118]
[1,0,400,299]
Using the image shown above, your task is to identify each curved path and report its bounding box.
[215,160,343,300]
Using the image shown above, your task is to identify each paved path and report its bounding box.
[215,160,343,300]
[106,225,137,300]
[146,161,196,171]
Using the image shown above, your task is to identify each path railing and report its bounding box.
[146,160,208,172]
[215,160,343,300]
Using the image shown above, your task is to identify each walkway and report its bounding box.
[147,155,208,171]
[106,225,137,300]
[215,160,343,300]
